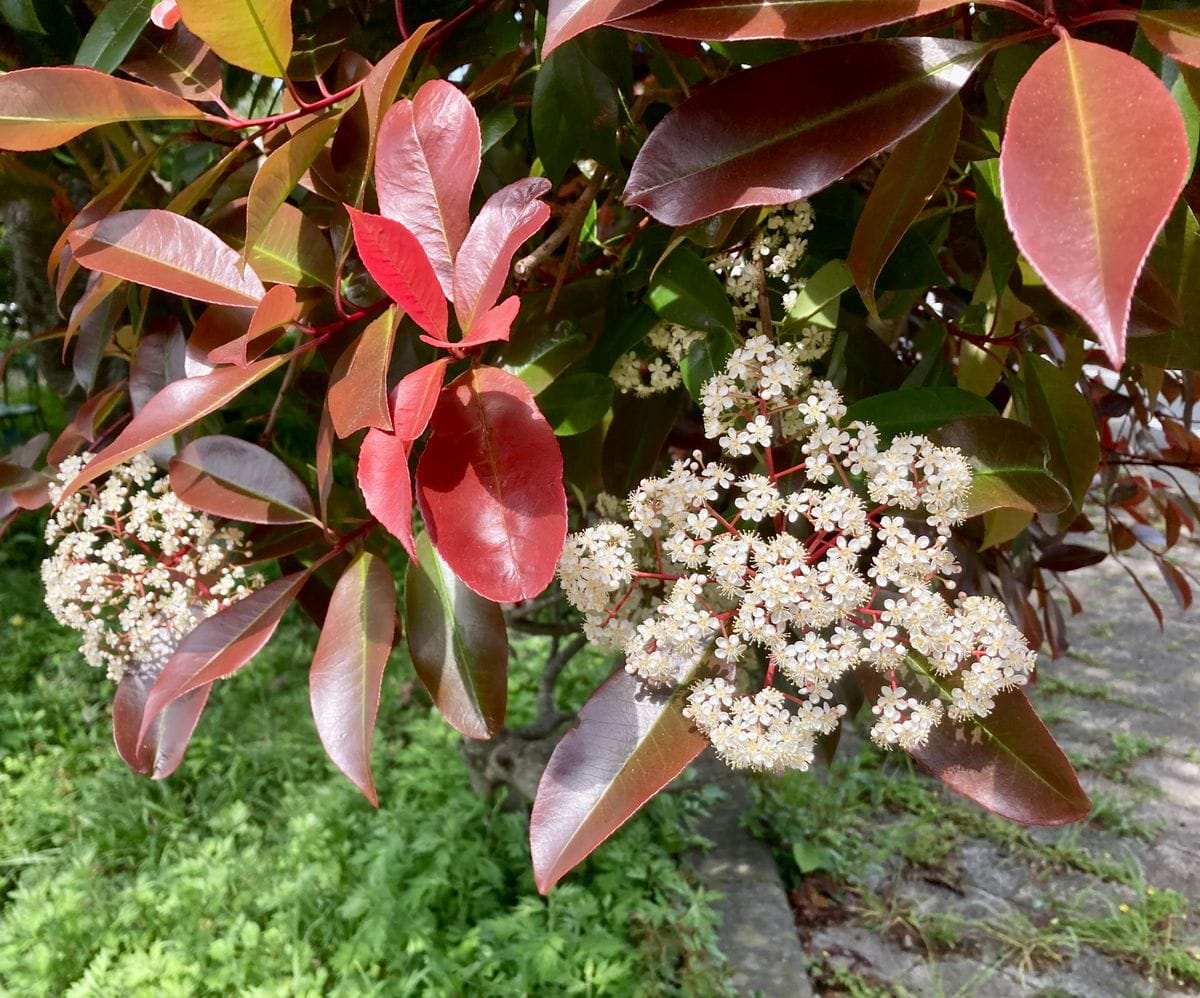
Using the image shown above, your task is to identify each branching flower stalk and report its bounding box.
[559,336,1038,772]
[42,453,262,682]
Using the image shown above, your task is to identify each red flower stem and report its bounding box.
[770,461,806,482]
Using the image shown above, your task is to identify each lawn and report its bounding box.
[0,520,728,997]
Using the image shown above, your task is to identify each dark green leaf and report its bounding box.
[1022,354,1099,519]
[532,34,621,181]
[75,0,153,74]
[647,246,735,335]
[536,373,614,436]
[678,327,734,400]
[845,387,995,442]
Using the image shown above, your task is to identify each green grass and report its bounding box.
[0,525,729,997]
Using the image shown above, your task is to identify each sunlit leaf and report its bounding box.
[327,306,400,438]
[531,661,709,893]
[247,202,337,289]
[405,532,507,740]
[1000,38,1190,368]
[310,551,396,805]
[929,415,1071,517]
[346,206,448,340]
[170,434,318,525]
[0,66,204,151]
[542,0,660,55]
[625,38,986,225]
[375,80,480,299]
[452,178,551,336]
[415,365,567,603]
[60,352,289,501]
[176,0,292,77]
[843,387,994,442]
[70,209,266,307]
[610,0,964,41]
[138,572,308,744]
[1139,9,1200,70]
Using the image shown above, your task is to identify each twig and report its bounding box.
[514,170,607,280]
[261,352,300,444]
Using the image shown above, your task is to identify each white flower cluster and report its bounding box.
[611,323,703,397]
[42,453,262,682]
[560,338,1036,772]
[711,201,815,318]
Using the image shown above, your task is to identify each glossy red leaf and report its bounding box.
[47,382,127,467]
[405,532,508,740]
[208,284,297,368]
[310,551,396,805]
[1139,10,1200,70]
[1000,38,1189,369]
[346,205,448,340]
[138,572,308,744]
[452,178,551,336]
[415,366,567,603]
[421,296,522,350]
[355,359,448,560]
[375,80,480,298]
[625,38,985,226]
[70,209,266,307]
[531,663,709,893]
[170,435,318,525]
[0,66,205,151]
[327,306,400,438]
[848,98,961,312]
[113,656,211,780]
[610,0,963,41]
[389,358,449,441]
[60,352,289,501]
[543,0,662,55]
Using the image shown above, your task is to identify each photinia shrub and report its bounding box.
[1,0,1197,895]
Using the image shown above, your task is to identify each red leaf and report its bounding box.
[420,296,521,350]
[389,358,449,441]
[999,38,1189,369]
[415,366,567,602]
[624,38,985,226]
[310,551,396,806]
[543,0,662,55]
[70,209,266,307]
[208,284,297,368]
[151,0,181,29]
[129,324,186,412]
[452,178,551,336]
[530,665,708,893]
[113,657,210,780]
[346,205,448,340]
[138,572,307,744]
[858,661,1091,825]
[327,306,400,438]
[610,0,963,41]
[405,532,508,740]
[0,66,205,151]
[169,435,318,525]
[60,352,289,501]
[1138,10,1200,70]
[358,433,416,561]
[375,80,480,298]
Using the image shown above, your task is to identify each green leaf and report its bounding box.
[849,99,961,313]
[1023,354,1099,520]
[536,373,614,436]
[782,258,853,331]
[404,533,508,741]
[75,0,154,74]
[970,159,1017,294]
[647,246,735,335]
[678,327,734,400]
[532,34,621,181]
[0,0,43,33]
[844,387,994,441]
[929,415,1071,517]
